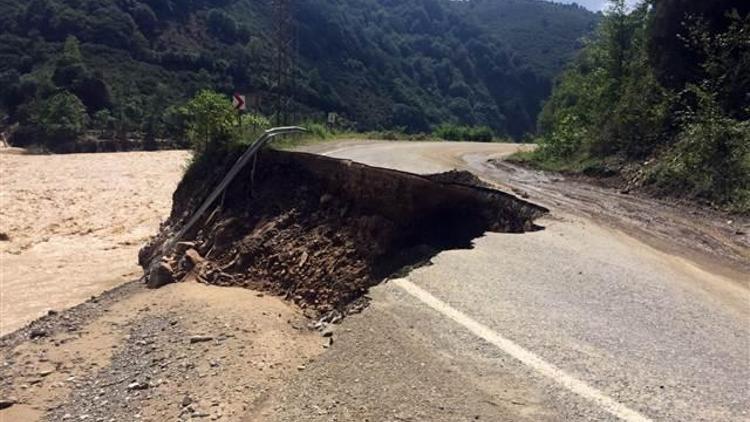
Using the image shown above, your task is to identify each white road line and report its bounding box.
[392,278,653,422]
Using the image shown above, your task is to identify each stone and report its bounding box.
[127,382,149,391]
[189,336,214,344]
[0,398,16,410]
[298,251,309,267]
[29,328,48,339]
[182,249,205,270]
[175,242,196,255]
[39,368,55,377]
[147,261,174,289]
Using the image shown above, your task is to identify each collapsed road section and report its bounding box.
[140,148,548,316]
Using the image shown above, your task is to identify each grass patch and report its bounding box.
[272,128,440,149]
[433,124,494,142]
[270,132,335,150]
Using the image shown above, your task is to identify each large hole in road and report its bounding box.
[140,149,548,317]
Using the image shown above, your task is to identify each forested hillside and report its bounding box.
[0,0,598,149]
[528,0,750,213]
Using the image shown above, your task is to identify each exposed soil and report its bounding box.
[140,149,548,316]
[0,279,326,422]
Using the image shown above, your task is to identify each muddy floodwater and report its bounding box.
[0,149,190,335]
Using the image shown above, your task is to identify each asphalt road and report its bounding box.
[268,141,750,421]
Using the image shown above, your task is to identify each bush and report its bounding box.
[207,9,238,43]
[649,87,750,211]
[178,90,275,171]
[179,90,236,153]
[433,123,494,142]
[536,112,588,158]
[26,90,89,151]
[303,122,332,139]
[233,113,271,145]
[531,2,750,212]
[373,129,403,141]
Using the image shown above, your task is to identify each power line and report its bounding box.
[271,0,297,125]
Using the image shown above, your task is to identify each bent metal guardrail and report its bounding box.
[165,126,307,252]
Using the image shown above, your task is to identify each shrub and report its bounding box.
[433,123,494,142]
[179,90,236,153]
[207,9,238,43]
[536,112,588,159]
[303,122,332,139]
[32,90,88,150]
[531,2,750,211]
[649,86,750,211]
[233,113,271,145]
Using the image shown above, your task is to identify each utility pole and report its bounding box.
[271,0,297,126]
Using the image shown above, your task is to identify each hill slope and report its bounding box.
[0,0,598,141]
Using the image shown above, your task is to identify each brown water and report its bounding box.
[0,149,190,335]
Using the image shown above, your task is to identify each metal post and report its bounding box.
[164,126,307,252]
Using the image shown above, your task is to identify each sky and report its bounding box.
[550,0,639,12]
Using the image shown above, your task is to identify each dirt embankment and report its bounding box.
[0,278,326,422]
[140,149,548,316]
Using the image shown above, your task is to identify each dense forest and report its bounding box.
[0,0,598,149]
[527,0,750,213]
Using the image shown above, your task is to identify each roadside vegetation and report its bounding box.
[517,0,750,213]
[170,88,511,158]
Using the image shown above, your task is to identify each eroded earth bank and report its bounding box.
[1,147,547,421]
[140,149,547,316]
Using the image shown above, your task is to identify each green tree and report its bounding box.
[207,9,238,43]
[650,86,750,210]
[533,0,749,211]
[537,1,665,159]
[132,3,158,37]
[93,109,114,130]
[180,90,236,153]
[36,91,88,149]
[52,36,87,88]
[680,11,750,119]
[602,0,630,87]
[52,36,112,112]
[647,0,750,91]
